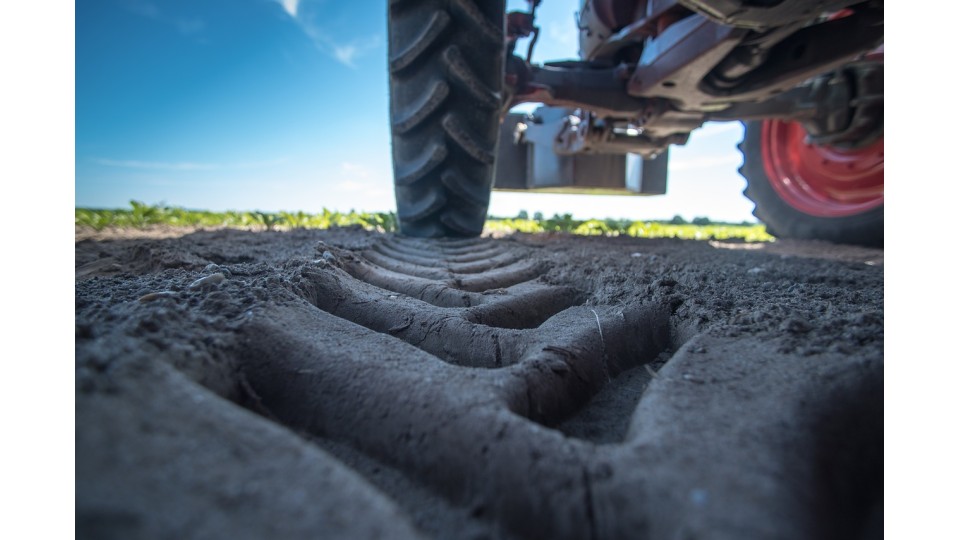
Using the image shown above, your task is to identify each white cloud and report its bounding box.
[94,159,216,171]
[333,45,361,68]
[277,1,380,69]
[279,0,300,18]
[307,32,380,69]
[93,157,287,171]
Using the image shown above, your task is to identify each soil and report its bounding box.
[75,226,883,540]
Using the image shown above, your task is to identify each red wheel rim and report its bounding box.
[760,120,884,217]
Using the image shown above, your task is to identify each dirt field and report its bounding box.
[75,227,883,540]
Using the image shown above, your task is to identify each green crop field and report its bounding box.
[76,201,774,242]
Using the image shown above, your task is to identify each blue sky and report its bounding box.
[75,0,757,222]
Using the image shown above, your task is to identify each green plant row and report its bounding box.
[484,217,773,241]
[76,202,773,241]
[75,201,399,232]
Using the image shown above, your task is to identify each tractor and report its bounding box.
[387,0,883,246]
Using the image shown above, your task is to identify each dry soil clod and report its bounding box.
[189,272,226,290]
[138,291,176,303]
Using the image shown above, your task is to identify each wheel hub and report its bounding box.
[760,120,884,218]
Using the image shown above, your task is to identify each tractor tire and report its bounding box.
[739,120,884,247]
[388,0,505,237]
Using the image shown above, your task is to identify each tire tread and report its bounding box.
[389,0,504,237]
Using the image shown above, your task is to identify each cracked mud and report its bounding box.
[75,228,883,540]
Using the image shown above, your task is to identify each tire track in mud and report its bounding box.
[235,235,674,539]
[231,235,881,540]
[76,231,883,540]
[299,236,672,418]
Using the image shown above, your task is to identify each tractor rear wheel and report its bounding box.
[739,120,884,247]
[387,0,505,237]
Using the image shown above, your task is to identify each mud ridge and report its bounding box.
[369,240,522,271]
[380,237,509,262]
